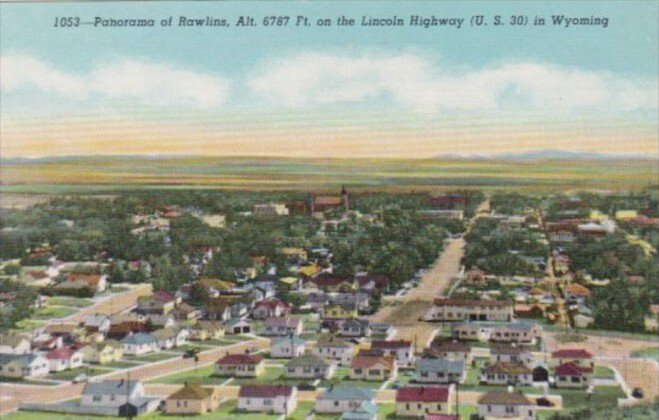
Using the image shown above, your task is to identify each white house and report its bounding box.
[478,389,536,420]
[83,315,112,334]
[81,379,160,415]
[312,336,355,366]
[0,334,31,355]
[315,387,374,414]
[122,333,159,355]
[425,298,513,322]
[0,354,49,378]
[270,336,307,359]
[370,340,415,367]
[46,347,84,372]
[284,354,336,380]
[237,385,297,415]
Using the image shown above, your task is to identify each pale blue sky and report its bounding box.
[1,1,657,157]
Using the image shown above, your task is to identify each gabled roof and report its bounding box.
[429,339,470,353]
[551,349,593,359]
[43,323,78,334]
[482,361,532,375]
[0,353,44,366]
[319,387,373,402]
[351,355,395,370]
[416,358,465,374]
[83,380,141,396]
[0,333,30,348]
[396,386,450,403]
[238,385,293,398]
[554,362,593,376]
[254,299,289,311]
[46,347,80,360]
[121,333,157,345]
[193,320,224,331]
[167,383,214,400]
[265,317,301,328]
[316,336,352,348]
[286,354,330,369]
[216,354,263,365]
[490,343,532,355]
[478,390,532,405]
[371,340,412,350]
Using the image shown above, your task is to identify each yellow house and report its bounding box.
[299,263,320,278]
[164,383,222,414]
[615,210,638,220]
[323,303,358,319]
[589,210,607,221]
[190,321,225,341]
[278,247,308,261]
[81,341,124,365]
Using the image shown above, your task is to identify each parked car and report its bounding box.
[73,373,88,383]
[536,397,554,407]
[632,388,644,399]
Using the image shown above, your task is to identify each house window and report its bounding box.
[264,399,272,406]
[92,395,101,402]
[334,401,339,406]
[505,406,514,413]
[437,404,442,411]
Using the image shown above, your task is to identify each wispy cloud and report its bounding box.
[0,53,231,108]
[249,51,658,113]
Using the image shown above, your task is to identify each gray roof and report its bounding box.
[416,358,465,374]
[83,380,141,396]
[342,401,379,420]
[84,315,110,327]
[0,353,43,366]
[272,336,307,346]
[319,387,374,402]
[121,333,156,345]
[0,333,30,348]
[286,354,330,369]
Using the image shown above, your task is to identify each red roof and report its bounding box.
[351,355,395,370]
[371,340,412,350]
[433,298,512,308]
[555,362,593,376]
[396,386,450,403]
[355,274,391,288]
[551,349,593,359]
[255,299,290,311]
[310,273,352,288]
[216,354,263,366]
[238,385,293,398]
[46,347,79,360]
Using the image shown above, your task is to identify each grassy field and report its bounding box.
[49,366,112,381]
[1,156,656,193]
[34,305,77,319]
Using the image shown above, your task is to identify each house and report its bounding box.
[371,340,415,367]
[107,321,149,340]
[424,298,513,322]
[415,358,466,384]
[263,317,303,336]
[253,203,290,217]
[81,340,123,364]
[323,303,359,319]
[551,349,594,368]
[43,323,81,341]
[355,274,391,292]
[46,347,84,372]
[252,299,291,319]
[190,320,225,341]
[270,336,307,359]
[83,315,112,334]
[278,247,308,261]
[341,401,379,420]
[554,362,594,389]
[309,273,355,292]
[203,299,232,322]
[395,386,454,418]
[490,343,534,365]
[350,355,397,381]
[250,281,277,302]
[81,380,160,415]
[284,354,336,379]
[338,318,371,337]
[64,273,108,293]
[480,362,533,386]
[315,387,374,415]
[164,383,222,414]
[427,339,471,362]
[215,354,264,377]
[370,323,395,338]
[226,318,252,335]
[237,385,297,415]
[121,333,159,355]
[0,354,49,378]
[145,313,177,329]
[171,302,202,321]
[478,389,536,420]
[152,328,189,349]
[644,304,659,332]
[313,336,355,366]
[489,322,542,344]
[0,334,31,355]
[330,293,371,312]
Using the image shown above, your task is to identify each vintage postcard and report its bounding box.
[0,1,657,419]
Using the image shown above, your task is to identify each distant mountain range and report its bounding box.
[438,150,655,160]
[0,150,655,164]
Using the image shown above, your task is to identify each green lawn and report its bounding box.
[554,385,626,412]
[594,365,616,379]
[631,346,659,362]
[203,338,240,346]
[0,377,57,386]
[34,305,77,319]
[147,364,229,385]
[10,319,46,332]
[49,366,112,381]
[46,297,93,308]
[102,360,141,369]
[318,366,387,389]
